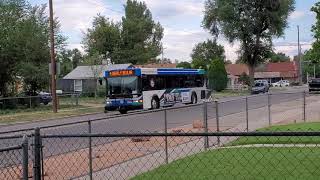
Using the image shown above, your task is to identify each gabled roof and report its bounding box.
[135,63,177,68]
[225,64,249,76]
[63,64,132,80]
[266,62,297,72]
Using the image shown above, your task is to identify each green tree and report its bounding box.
[268,51,290,63]
[208,59,228,91]
[239,72,251,86]
[71,48,83,69]
[203,0,295,90]
[177,62,192,69]
[119,0,164,64]
[304,2,320,67]
[0,0,28,96]
[17,4,66,94]
[83,15,121,63]
[191,39,225,70]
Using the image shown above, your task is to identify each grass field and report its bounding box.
[230,122,320,146]
[0,97,105,124]
[133,123,320,180]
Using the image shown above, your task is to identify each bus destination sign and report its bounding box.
[109,70,135,77]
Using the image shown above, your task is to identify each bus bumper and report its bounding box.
[105,99,143,112]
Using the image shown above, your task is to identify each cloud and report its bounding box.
[274,41,312,58]
[289,11,305,20]
[52,0,122,42]
[161,28,239,62]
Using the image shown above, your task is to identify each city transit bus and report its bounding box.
[103,68,209,114]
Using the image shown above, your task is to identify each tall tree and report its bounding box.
[208,58,228,91]
[203,0,295,90]
[83,15,121,63]
[119,0,164,64]
[0,0,28,96]
[17,4,66,94]
[177,61,192,69]
[268,51,290,63]
[71,48,83,69]
[305,2,320,65]
[191,39,225,70]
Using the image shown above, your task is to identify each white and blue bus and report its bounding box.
[104,68,209,114]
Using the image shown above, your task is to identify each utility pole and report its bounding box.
[298,25,303,85]
[49,0,58,113]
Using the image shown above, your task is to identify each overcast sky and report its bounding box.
[30,0,317,62]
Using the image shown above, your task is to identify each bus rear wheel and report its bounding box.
[151,97,160,109]
[191,93,197,104]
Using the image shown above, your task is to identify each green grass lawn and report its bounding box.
[230,122,320,146]
[133,123,320,180]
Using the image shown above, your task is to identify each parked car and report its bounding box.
[251,82,268,94]
[255,80,270,91]
[17,91,52,105]
[272,80,290,87]
[309,78,320,92]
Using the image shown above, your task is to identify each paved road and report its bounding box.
[0,86,308,135]
[0,87,313,168]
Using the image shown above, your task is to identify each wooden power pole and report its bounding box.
[49,0,58,113]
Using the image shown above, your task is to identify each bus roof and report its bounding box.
[104,68,205,78]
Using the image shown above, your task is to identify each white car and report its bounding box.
[272,80,290,87]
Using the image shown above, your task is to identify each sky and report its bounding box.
[30,0,318,62]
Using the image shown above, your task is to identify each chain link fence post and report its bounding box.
[215,100,220,146]
[203,101,209,150]
[246,96,249,132]
[88,121,93,180]
[164,109,168,164]
[22,135,29,180]
[33,128,42,180]
[268,93,271,126]
[303,91,306,122]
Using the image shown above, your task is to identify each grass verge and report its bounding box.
[230,122,320,145]
[133,122,320,179]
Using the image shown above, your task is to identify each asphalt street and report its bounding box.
[0,86,312,165]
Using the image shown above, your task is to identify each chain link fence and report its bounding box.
[1,91,320,179]
[2,131,320,179]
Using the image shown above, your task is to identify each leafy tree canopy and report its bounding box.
[267,51,290,63]
[203,0,295,89]
[208,58,228,91]
[177,61,192,69]
[83,0,164,65]
[191,39,225,70]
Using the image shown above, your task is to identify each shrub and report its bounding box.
[208,59,228,92]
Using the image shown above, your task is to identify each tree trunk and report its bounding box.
[248,65,255,93]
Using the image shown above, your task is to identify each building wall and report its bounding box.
[57,79,74,93]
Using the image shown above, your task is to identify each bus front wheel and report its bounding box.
[151,97,160,109]
[119,109,127,114]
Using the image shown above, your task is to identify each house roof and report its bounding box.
[225,64,249,76]
[135,63,177,68]
[266,62,297,72]
[63,64,132,80]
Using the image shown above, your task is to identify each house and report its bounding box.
[225,61,299,87]
[58,64,133,93]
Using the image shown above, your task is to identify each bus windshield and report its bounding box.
[107,76,139,96]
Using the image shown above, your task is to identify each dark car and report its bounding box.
[17,92,52,105]
[309,78,320,92]
[251,82,268,94]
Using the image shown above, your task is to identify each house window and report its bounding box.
[74,80,83,92]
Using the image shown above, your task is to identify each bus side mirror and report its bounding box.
[98,78,103,85]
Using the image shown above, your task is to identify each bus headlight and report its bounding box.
[134,100,143,103]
